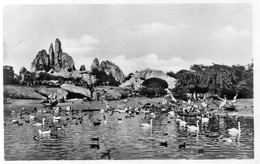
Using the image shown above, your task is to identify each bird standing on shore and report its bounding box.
[219,95,227,110]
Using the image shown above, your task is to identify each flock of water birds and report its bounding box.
[7,93,242,159]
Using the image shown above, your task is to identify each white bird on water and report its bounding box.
[187,120,199,133]
[228,121,241,137]
[141,119,153,129]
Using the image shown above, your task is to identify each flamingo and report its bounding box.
[228,121,241,136]
[170,94,177,103]
[232,93,238,103]
[219,95,227,110]
[187,98,192,105]
[141,119,153,129]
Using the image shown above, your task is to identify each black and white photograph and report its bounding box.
[1,0,259,161]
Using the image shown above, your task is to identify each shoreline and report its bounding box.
[4,97,254,118]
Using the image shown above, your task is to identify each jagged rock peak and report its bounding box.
[49,43,54,66]
[55,38,62,54]
[90,58,125,83]
[31,38,75,73]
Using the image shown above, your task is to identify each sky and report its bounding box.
[3,4,252,75]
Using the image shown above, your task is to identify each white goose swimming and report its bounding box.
[187,120,199,133]
[168,111,175,118]
[33,117,46,127]
[38,129,51,135]
[53,116,61,123]
[228,122,241,136]
[141,119,153,129]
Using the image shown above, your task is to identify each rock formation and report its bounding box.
[80,65,86,71]
[120,69,177,89]
[49,43,55,66]
[90,58,125,84]
[31,50,50,72]
[4,85,46,100]
[61,84,92,98]
[31,38,75,73]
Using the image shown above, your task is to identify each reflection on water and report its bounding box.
[4,110,254,160]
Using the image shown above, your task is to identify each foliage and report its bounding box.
[3,66,15,85]
[173,63,253,98]
[140,78,168,97]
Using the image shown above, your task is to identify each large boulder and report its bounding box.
[4,85,46,100]
[60,84,91,98]
[95,86,131,100]
[120,69,177,89]
[34,87,68,101]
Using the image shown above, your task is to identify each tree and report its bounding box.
[81,73,97,99]
[3,66,14,85]
[175,70,202,100]
[199,64,237,96]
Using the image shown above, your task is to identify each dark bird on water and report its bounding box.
[179,142,186,149]
[90,144,100,149]
[159,141,168,147]
[101,150,111,159]
[198,148,204,154]
[93,121,101,126]
[90,137,99,142]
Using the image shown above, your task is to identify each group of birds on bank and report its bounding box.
[7,92,241,158]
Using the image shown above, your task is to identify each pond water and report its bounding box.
[4,110,254,160]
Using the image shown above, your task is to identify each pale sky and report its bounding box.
[3,4,252,75]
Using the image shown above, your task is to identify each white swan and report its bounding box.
[33,117,46,127]
[150,112,156,118]
[228,122,241,136]
[179,119,187,128]
[187,120,199,133]
[53,116,61,123]
[141,119,153,129]
[29,114,35,120]
[201,114,209,124]
[168,111,175,117]
[38,129,51,135]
